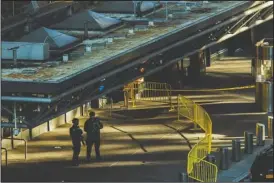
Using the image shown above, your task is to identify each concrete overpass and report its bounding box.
[1,1,273,130]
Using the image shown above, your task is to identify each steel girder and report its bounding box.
[213,5,273,40]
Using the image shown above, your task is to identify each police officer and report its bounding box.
[70,118,85,166]
[84,111,103,161]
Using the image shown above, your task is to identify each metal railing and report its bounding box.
[121,81,259,181]
[124,81,173,109]
[3,138,27,160]
[1,147,8,167]
[177,94,217,182]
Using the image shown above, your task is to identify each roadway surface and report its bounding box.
[1,58,268,182]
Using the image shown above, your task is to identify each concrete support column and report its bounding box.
[47,121,50,131]
[189,53,200,80]
[256,82,273,113]
[226,38,235,56]
[80,105,84,116]
[205,48,211,67]
[189,51,205,80]
[124,91,129,108]
[29,128,33,140]
[64,113,67,123]
[90,99,99,108]
[10,128,14,149]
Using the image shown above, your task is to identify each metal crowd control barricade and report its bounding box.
[178,95,217,182]
[124,81,173,110]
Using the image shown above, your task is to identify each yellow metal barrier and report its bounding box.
[123,81,255,181]
[178,94,217,182]
[124,81,255,109]
[124,81,173,109]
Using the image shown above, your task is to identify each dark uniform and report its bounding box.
[70,118,84,166]
[84,112,103,160]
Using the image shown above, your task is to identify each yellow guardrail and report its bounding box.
[124,82,255,108]
[124,81,173,109]
[178,94,217,182]
[123,81,256,182]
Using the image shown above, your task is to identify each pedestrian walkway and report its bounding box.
[1,110,193,182]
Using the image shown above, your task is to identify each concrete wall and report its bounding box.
[1,105,85,150]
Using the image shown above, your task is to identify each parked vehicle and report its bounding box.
[250,144,273,182]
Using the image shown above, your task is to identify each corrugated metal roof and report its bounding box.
[51,10,121,31]
[18,27,78,49]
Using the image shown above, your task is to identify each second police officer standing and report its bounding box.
[84,111,103,161]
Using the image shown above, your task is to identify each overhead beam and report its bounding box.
[1,105,32,127]
[1,122,28,128]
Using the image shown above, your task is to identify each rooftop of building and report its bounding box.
[1,1,249,83]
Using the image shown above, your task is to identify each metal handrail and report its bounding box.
[3,138,27,160]
[1,147,8,167]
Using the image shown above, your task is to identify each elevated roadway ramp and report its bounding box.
[1,59,269,181]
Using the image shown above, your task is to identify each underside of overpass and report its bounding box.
[1,1,273,141]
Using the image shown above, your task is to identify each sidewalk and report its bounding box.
[217,139,273,182]
[1,111,192,182]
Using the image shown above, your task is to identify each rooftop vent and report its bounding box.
[128,29,135,35]
[148,21,154,27]
[85,45,92,52]
[168,14,173,19]
[92,42,107,49]
[45,62,61,67]
[107,38,113,44]
[63,54,69,62]
[112,34,127,40]
[134,25,148,31]
[21,69,37,75]
[83,39,110,50]
[69,51,85,59]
